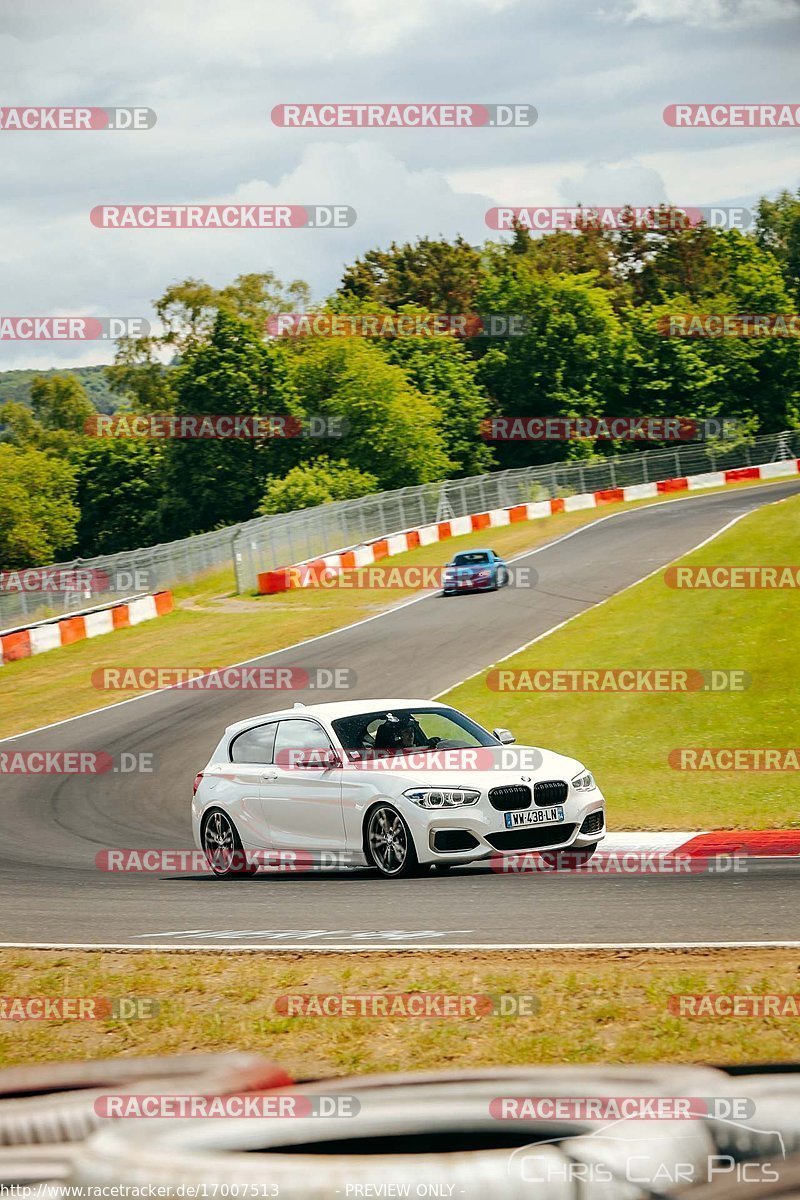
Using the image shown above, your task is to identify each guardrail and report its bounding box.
[2,429,798,624]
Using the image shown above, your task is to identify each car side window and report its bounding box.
[273,718,335,762]
[230,723,277,764]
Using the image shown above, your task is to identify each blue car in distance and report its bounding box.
[441,548,510,596]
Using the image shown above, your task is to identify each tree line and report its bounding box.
[1,190,799,569]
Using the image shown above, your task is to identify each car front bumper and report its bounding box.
[404,789,606,864]
[442,573,496,592]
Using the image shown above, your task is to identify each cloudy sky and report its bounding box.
[1,0,799,369]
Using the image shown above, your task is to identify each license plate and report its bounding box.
[504,806,564,828]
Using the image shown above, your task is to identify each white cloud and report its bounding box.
[605,0,800,27]
[0,142,492,370]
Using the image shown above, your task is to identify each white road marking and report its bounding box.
[132,928,473,941]
[0,941,798,951]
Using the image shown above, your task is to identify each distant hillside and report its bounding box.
[0,365,120,412]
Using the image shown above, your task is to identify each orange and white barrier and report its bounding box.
[0,591,173,666]
[257,458,800,595]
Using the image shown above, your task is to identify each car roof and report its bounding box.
[452,547,494,555]
[224,698,453,735]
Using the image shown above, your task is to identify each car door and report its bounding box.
[261,718,346,850]
[226,721,278,846]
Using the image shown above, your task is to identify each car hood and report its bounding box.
[344,744,585,789]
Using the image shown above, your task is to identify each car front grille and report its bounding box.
[488,785,531,811]
[487,824,577,852]
[533,779,569,806]
[580,811,605,836]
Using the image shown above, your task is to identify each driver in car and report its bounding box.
[374,712,424,754]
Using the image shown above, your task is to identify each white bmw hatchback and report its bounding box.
[192,699,606,879]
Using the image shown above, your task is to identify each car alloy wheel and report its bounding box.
[202,810,255,877]
[366,806,420,878]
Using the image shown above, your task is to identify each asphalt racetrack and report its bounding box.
[2,481,799,949]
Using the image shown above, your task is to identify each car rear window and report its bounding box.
[230,723,277,764]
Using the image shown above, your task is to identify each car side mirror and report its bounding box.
[493,728,516,745]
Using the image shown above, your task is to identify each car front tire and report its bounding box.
[365,805,422,879]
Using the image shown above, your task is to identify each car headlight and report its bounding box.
[571,770,596,791]
[404,787,481,809]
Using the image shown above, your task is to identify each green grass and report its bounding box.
[0,949,797,1072]
[443,492,800,830]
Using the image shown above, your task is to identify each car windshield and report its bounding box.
[331,707,498,759]
[452,552,490,566]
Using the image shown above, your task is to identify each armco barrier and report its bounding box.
[257,458,800,595]
[0,591,173,668]
[4,431,799,626]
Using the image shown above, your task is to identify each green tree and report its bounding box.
[485,217,622,296]
[163,311,301,537]
[282,336,452,489]
[0,400,42,447]
[0,445,79,569]
[75,441,167,556]
[380,323,495,476]
[339,236,483,313]
[30,374,95,435]
[259,456,377,515]
[473,265,629,468]
[155,272,311,355]
[108,271,311,413]
[754,189,800,306]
